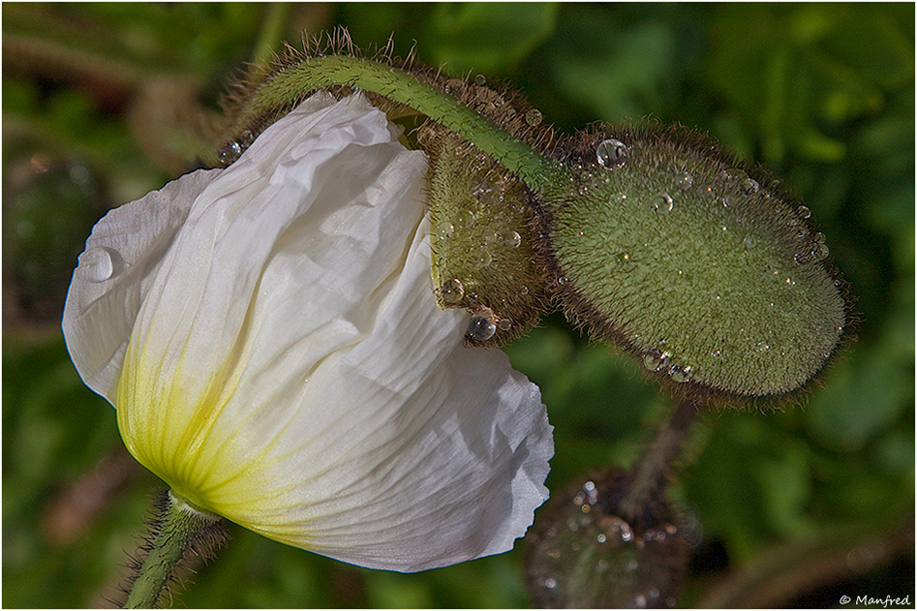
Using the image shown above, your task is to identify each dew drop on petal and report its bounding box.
[596,138,628,169]
[80,246,124,283]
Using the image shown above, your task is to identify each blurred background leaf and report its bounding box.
[3,3,913,608]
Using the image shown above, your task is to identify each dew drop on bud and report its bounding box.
[596,138,628,169]
[466,314,496,341]
[742,177,760,195]
[457,210,476,228]
[441,278,465,304]
[643,349,667,372]
[525,108,543,126]
[669,365,691,384]
[501,229,522,248]
[218,141,243,165]
[651,193,674,215]
[676,171,694,190]
[437,223,455,241]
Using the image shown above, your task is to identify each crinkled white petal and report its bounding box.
[62,168,219,401]
[63,93,553,572]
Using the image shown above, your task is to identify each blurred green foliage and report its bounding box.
[3,3,913,608]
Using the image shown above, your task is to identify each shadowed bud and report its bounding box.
[525,468,688,608]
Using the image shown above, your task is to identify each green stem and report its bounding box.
[125,490,226,609]
[237,55,570,193]
[619,399,697,522]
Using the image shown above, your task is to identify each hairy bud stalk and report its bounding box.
[123,490,228,609]
[217,30,848,401]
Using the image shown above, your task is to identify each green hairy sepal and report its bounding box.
[217,31,848,403]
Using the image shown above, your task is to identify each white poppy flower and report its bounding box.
[62,93,553,572]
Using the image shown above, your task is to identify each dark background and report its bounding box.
[3,3,913,607]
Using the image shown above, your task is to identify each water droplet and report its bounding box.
[436,223,455,241]
[498,318,512,331]
[814,242,829,261]
[501,229,522,248]
[519,284,530,296]
[798,205,812,219]
[596,533,607,543]
[743,237,756,249]
[218,140,243,165]
[584,480,596,492]
[633,594,647,608]
[742,177,760,194]
[596,138,628,169]
[472,174,505,204]
[677,171,694,190]
[651,193,674,215]
[441,278,464,304]
[755,341,770,352]
[467,314,496,341]
[669,365,691,384]
[721,196,734,209]
[544,577,557,589]
[643,349,668,372]
[525,108,543,126]
[474,74,486,86]
[479,250,493,266]
[457,210,476,228]
[80,247,124,283]
[715,169,730,182]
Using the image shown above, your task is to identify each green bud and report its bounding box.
[426,129,548,345]
[542,127,846,399]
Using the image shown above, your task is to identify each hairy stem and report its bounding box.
[619,399,697,522]
[237,55,570,192]
[124,490,227,609]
